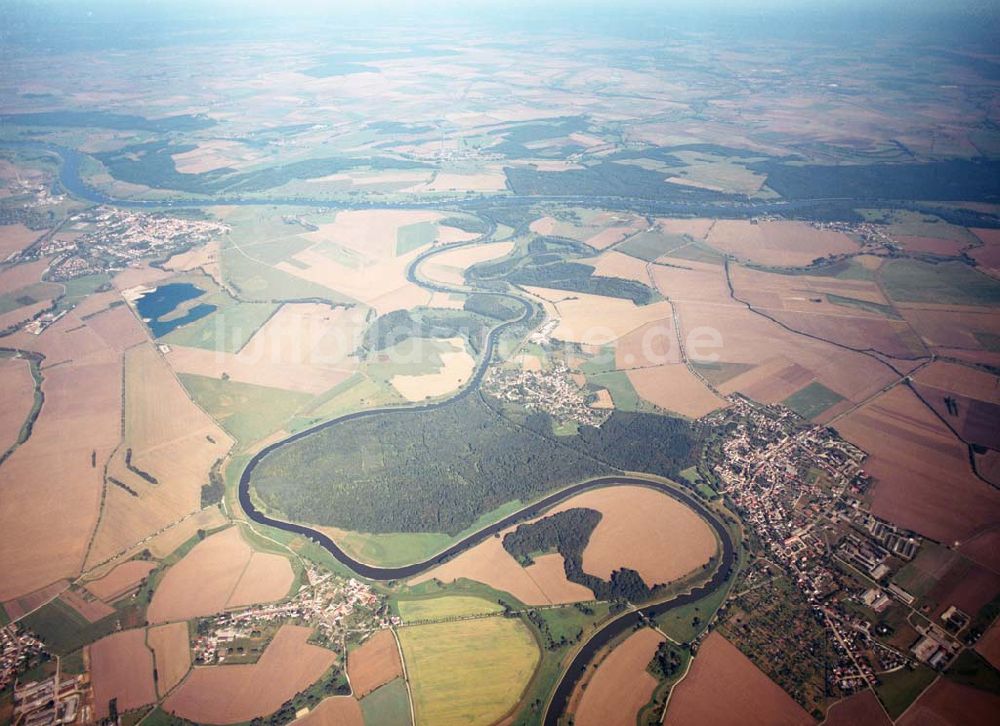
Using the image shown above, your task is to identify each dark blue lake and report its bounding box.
[136,282,217,337]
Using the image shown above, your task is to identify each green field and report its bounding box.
[331,498,525,568]
[782,381,845,420]
[945,650,1000,694]
[0,281,63,315]
[586,370,643,412]
[690,360,753,386]
[881,259,1000,306]
[398,617,540,726]
[20,597,143,656]
[153,271,279,352]
[360,677,412,726]
[617,230,690,261]
[876,665,937,718]
[396,221,438,256]
[396,595,503,623]
[178,373,312,446]
[826,293,901,319]
[162,298,278,353]
[891,543,958,599]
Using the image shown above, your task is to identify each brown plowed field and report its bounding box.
[148,526,294,623]
[822,690,890,726]
[573,628,662,726]
[0,311,123,600]
[0,357,34,455]
[164,625,336,724]
[626,364,727,418]
[59,588,114,623]
[664,631,813,726]
[897,678,1000,726]
[835,386,1000,570]
[90,629,157,719]
[545,485,716,586]
[704,220,858,267]
[347,629,403,697]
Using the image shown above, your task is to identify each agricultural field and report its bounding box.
[147,526,294,623]
[835,386,1000,570]
[663,632,813,726]
[89,629,157,719]
[398,617,540,726]
[163,625,336,724]
[346,629,403,697]
[571,627,663,726]
[87,341,233,567]
[359,678,412,725]
[1,6,1000,726]
[82,560,156,602]
[147,622,192,696]
[703,220,860,267]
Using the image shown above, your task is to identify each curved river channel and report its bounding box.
[12,139,737,724]
[234,235,736,723]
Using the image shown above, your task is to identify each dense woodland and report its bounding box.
[361,307,492,353]
[251,393,698,535]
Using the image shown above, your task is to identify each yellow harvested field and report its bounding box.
[164,625,336,724]
[420,241,514,286]
[87,343,233,567]
[148,622,192,696]
[529,211,644,250]
[90,629,157,719]
[0,311,123,600]
[705,220,859,267]
[165,302,363,395]
[276,210,474,314]
[164,240,223,285]
[347,629,403,697]
[171,140,257,174]
[522,287,673,346]
[615,318,682,368]
[626,364,727,418]
[390,337,476,401]
[84,560,157,602]
[589,249,654,285]
[399,617,539,726]
[415,484,713,599]
[573,628,662,726]
[0,223,41,259]
[590,388,614,409]
[148,526,294,623]
[296,696,364,726]
[546,484,716,586]
[0,357,34,454]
